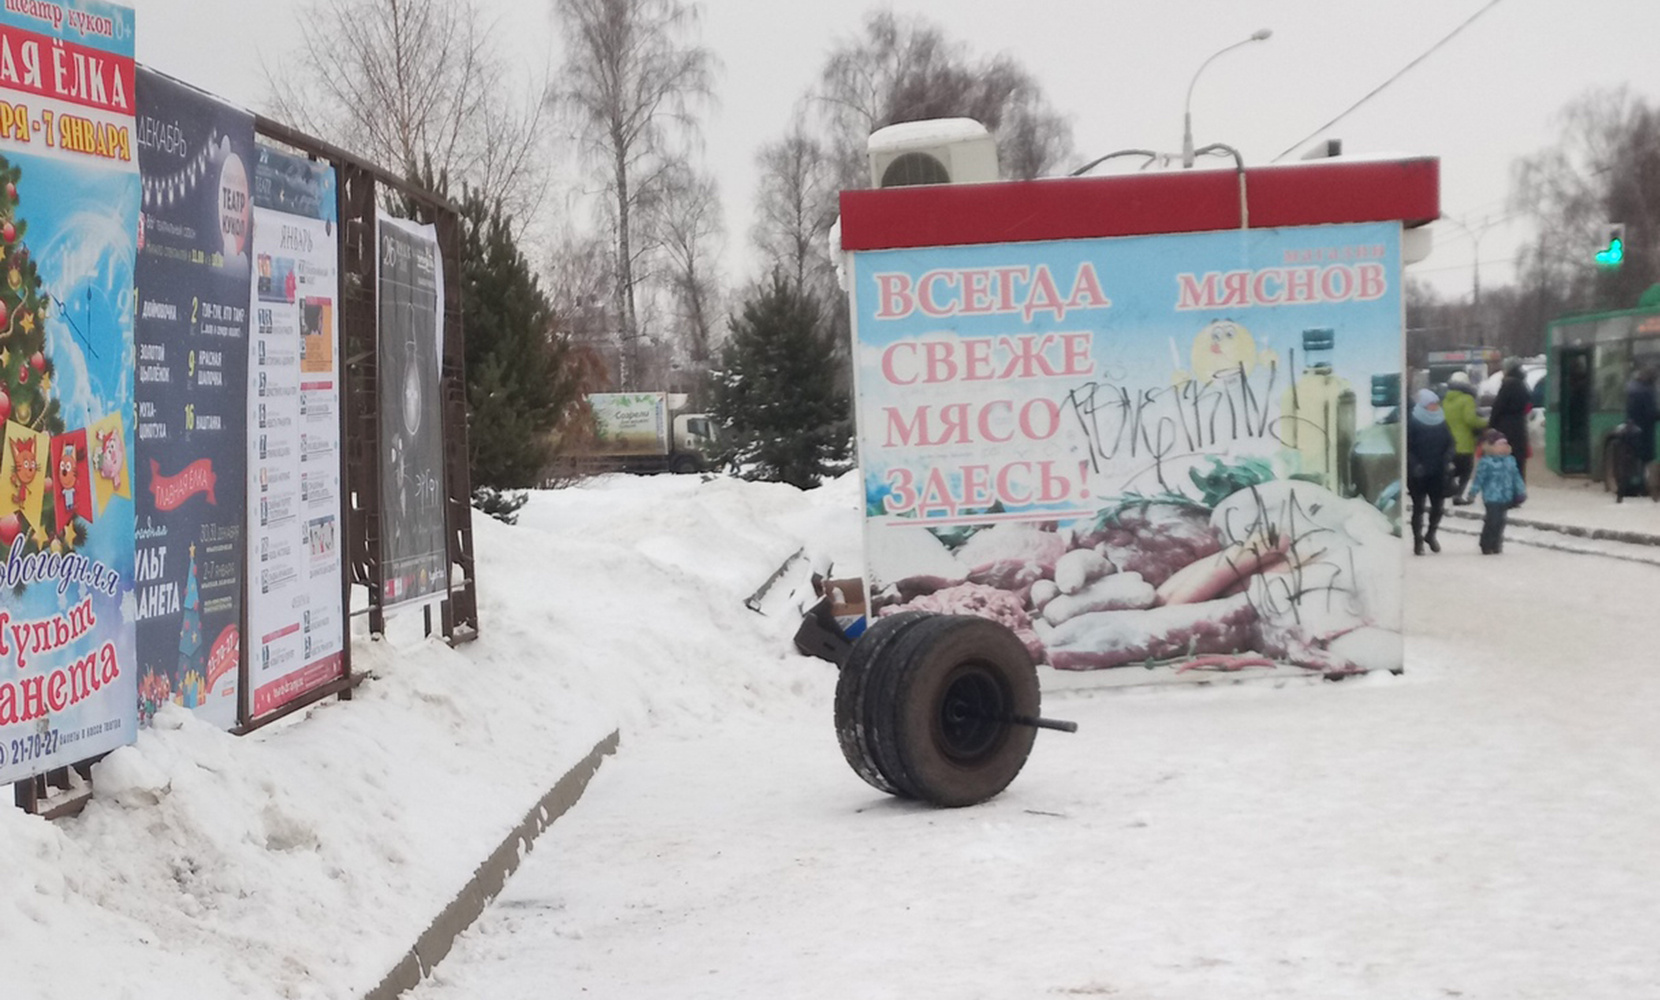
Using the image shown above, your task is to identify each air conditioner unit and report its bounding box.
[867,117,999,188]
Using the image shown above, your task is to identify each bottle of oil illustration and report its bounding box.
[1279,328,1356,496]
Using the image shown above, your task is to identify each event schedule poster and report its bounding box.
[245,144,343,721]
[132,69,254,730]
[0,1,141,784]
[849,222,1406,679]
[375,214,446,612]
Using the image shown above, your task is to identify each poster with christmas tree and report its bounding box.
[0,1,141,787]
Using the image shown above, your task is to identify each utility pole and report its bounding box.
[1440,214,1503,349]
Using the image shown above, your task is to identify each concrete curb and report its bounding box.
[364,729,621,1000]
[1445,505,1660,548]
[1437,521,1660,567]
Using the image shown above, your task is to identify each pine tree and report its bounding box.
[0,153,73,556]
[459,186,585,488]
[712,273,850,489]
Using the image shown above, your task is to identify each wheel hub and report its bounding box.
[936,663,1007,761]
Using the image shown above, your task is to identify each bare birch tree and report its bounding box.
[552,0,715,390]
[751,126,838,293]
[653,162,723,371]
[814,10,1072,190]
[1511,86,1660,314]
[265,0,550,226]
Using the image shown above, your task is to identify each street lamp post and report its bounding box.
[1182,29,1272,168]
[1441,214,1490,348]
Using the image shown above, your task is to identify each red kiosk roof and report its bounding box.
[838,156,1440,252]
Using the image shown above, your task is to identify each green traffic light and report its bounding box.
[1596,236,1624,267]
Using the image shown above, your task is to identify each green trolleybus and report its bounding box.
[1546,306,1660,483]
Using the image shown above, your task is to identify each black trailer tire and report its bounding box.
[833,611,932,796]
[869,615,1040,807]
[669,453,699,475]
[860,615,965,800]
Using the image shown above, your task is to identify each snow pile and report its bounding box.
[10,469,1660,1000]
[2,472,861,1000]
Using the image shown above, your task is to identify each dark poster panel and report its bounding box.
[133,69,255,730]
[376,217,447,612]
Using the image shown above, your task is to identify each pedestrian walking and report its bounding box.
[1489,357,1532,484]
[1467,428,1527,554]
[1620,365,1657,501]
[1406,388,1454,555]
[1442,370,1486,504]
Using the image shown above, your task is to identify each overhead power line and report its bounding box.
[1273,0,1506,162]
[1437,211,1523,242]
[1411,256,1521,275]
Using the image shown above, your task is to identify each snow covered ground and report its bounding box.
[5,472,1660,999]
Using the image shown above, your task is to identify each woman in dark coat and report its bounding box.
[1406,388,1455,555]
[1622,366,1658,499]
[1489,358,1532,483]
[1626,367,1658,462]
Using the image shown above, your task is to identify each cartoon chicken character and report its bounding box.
[1172,319,1279,386]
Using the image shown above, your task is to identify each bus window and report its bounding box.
[1594,343,1628,411]
[1633,337,1660,378]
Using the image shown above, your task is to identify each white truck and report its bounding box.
[584,392,720,474]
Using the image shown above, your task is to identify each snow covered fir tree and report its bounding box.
[712,273,850,489]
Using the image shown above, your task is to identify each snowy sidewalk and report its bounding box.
[410,525,1660,1000]
[1446,462,1660,547]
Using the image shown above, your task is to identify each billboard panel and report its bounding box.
[245,144,344,721]
[375,213,446,612]
[132,68,255,730]
[0,1,140,784]
[849,222,1405,678]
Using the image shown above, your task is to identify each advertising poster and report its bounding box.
[245,144,343,721]
[849,222,1406,679]
[132,69,254,730]
[0,1,141,784]
[588,392,669,455]
[375,214,446,612]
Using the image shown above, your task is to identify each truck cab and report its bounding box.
[669,412,721,473]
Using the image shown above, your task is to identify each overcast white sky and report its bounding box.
[133,0,1660,303]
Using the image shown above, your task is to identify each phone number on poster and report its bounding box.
[2,727,60,766]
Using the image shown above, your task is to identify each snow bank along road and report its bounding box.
[411,528,1660,999]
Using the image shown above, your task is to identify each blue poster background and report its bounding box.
[0,1,138,783]
[132,68,255,730]
[849,222,1407,678]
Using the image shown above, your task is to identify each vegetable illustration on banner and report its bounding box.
[850,222,1406,679]
[0,0,140,785]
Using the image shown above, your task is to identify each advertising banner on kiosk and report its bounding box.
[132,69,255,730]
[245,144,344,721]
[848,221,1406,679]
[375,213,447,613]
[0,1,141,784]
